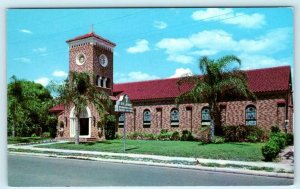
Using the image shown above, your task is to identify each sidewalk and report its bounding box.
[8,141,294,179]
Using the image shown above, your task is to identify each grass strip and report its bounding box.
[8,148,292,174]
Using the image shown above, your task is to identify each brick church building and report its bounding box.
[50,31,294,140]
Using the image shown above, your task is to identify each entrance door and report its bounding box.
[80,118,89,135]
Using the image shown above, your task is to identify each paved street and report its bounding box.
[8,154,293,186]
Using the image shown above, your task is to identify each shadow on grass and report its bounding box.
[125,147,139,151]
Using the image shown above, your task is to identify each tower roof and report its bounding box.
[66,32,116,47]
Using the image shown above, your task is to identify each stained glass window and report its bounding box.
[143,110,151,128]
[246,105,257,126]
[201,107,211,126]
[170,109,179,126]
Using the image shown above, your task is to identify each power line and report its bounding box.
[9,8,252,59]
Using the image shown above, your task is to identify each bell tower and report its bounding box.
[66,29,116,95]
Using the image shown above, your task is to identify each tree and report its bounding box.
[52,71,112,145]
[8,76,23,137]
[8,76,54,137]
[176,55,256,141]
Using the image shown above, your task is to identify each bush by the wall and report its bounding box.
[197,127,211,143]
[158,132,173,140]
[223,125,266,142]
[246,126,265,142]
[262,139,280,161]
[160,129,168,134]
[181,130,194,141]
[171,131,180,141]
[42,132,50,138]
[213,136,225,144]
[271,125,281,133]
[235,125,248,141]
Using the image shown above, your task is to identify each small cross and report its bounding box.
[124,95,129,102]
[90,24,94,33]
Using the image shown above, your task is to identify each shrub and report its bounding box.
[246,134,259,143]
[160,129,168,134]
[104,115,117,140]
[144,133,158,140]
[42,132,50,138]
[224,125,266,142]
[246,126,265,142]
[286,133,294,145]
[270,133,287,149]
[158,132,173,141]
[31,133,37,137]
[235,124,248,141]
[171,131,180,141]
[104,122,116,140]
[181,130,194,141]
[271,125,281,133]
[115,133,122,139]
[197,127,211,143]
[223,125,237,142]
[262,140,280,161]
[213,136,225,144]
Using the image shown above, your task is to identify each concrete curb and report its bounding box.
[9,151,294,179]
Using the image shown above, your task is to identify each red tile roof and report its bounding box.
[66,32,116,47]
[113,66,291,101]
[49,104,64,113]
[50,66,291,112]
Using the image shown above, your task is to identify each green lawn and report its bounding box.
[39,140,265,161]
[8,137,51,144]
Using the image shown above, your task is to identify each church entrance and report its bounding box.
[80,118,89,135]
[70,106,92,138]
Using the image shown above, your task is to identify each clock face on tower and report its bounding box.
[99,54,108,67]
[76,53,86,65]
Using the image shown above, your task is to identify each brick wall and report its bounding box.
[116,95,293,135]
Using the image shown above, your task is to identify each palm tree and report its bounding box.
[53,71,112,145]
[176,55,256,142]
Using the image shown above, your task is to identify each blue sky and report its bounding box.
[7,8,294,86]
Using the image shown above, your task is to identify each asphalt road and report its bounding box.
[8,154,293,186]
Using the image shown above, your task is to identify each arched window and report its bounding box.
[106,78,110,88]
[118,113,125,128]
[201,107,211,126]
[96,75,100,86]
[143,109,151,128]
[170,108,179,127]
[100,77,104,87]
[245,105,257,126]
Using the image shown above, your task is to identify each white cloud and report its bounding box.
[115,71,160,83]
[35,77,50,86]
[167,55,194,64]
[20,29,33,34]
[192,8,265,28]
[157,28,291,68]
[169,68,193,78]
[189,49,218,56]
[154,21,168,29]
[33,47,47,53]
[190,30,236,51]
[238,28,291,54]
[127,39,150,53]
[156,38,193,54]
[239,54,292,70]
[52,70,68,77]
[14,57,31,63]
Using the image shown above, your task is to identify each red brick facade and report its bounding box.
[51,32,294,140]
